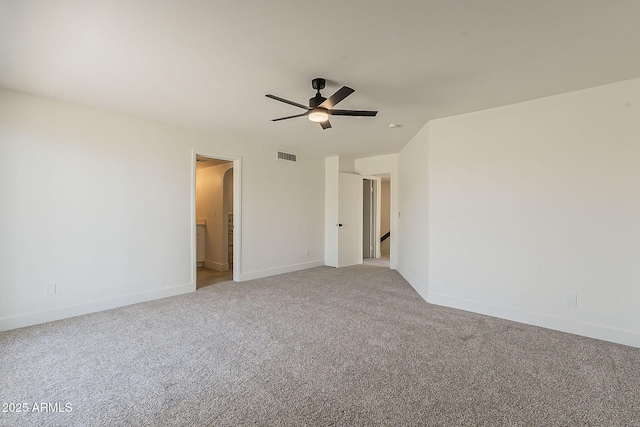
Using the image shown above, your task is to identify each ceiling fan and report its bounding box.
[265,78,378,129]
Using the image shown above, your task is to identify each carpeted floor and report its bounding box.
[1,263,639,426]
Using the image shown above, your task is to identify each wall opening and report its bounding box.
[363,179,376,259]
[195,154,237,288]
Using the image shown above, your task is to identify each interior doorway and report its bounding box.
[363,179,376,259]
[194,154,238,288]
[361,174,391,268]
[361,175,382,261]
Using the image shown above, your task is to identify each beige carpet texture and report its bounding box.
[1,263,639,426]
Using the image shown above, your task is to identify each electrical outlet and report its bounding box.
[565,293,577,307]
[304,249,309,256]
[46,283,56,296]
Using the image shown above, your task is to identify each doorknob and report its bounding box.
[337,223,343,227]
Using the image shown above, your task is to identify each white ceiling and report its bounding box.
[195,155,231,169]
[2,1,640,159]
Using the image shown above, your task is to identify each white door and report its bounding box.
[338,173,363,267]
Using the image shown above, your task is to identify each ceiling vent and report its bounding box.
[277,151,297,162]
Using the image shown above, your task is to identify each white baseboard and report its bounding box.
[426,292,640,349]
[204,260,229,272]
[0,282,195,332]
[395,267,639,348]
[396,265,428,300]
[239,260,324,281]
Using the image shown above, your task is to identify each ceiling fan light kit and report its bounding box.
[266,78,378,129]
[308,109,329,122]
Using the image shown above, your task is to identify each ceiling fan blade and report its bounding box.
[320,120,332,130]
[318,86,354,109]
[272,112,309,121]
[265,94,310,110]
[329,109,378,117]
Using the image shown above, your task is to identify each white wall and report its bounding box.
[396,129,429,297]
[324,156,339,267]
[419,77,640,347]
[338,156,355,173]
[0,89,325,330]
[237,145,325,280]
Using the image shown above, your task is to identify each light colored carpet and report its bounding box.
[1,263,639,426]
[362,255,390,268]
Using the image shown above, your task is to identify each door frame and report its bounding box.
[192,150,242,286]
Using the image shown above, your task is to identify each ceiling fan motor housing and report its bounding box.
[311,78,326,91]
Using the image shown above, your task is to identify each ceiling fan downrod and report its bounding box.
[310,78,327,108]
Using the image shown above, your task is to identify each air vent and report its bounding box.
[277,151,297,162]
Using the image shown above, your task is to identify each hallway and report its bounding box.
[197,267,233,289]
